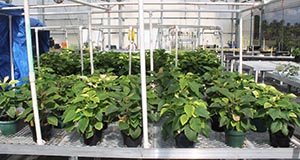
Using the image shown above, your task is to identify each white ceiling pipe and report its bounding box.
[240,0,281,13]
[1,1,262,11]
[68,0,109,10]
[92,17,236,20]
[28,9,241,16]
[3,0,261,10]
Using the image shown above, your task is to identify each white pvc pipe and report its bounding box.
[239,16,243,74]
[129,27,132,75]
[88,13,94,74]
[65,29,68,48]
[138,0,150,149]
[3,1,258,11]
[220,32,224,67]
[175,26,178,67]
[9,16,14,82]
[24,0,43,145]
[149,11,154,72]
[35,28,40,70]
[79,26,84,75]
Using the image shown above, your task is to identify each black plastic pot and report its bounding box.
[29,124,53,142]
[83,129,103,146]
[121,131,142,147]
[211,115,225,132]
[175,132,195,148]
[294,56,300,63]
[251,118,267,132]
[269,126,294,147]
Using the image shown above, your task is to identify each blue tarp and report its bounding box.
[0,2,49,84]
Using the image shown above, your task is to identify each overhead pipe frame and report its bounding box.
[2,1,263,11]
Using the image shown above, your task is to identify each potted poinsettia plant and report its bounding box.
[158,69,210,148]
[62,74,118,146]
[18,71,60,142]
[206,72,257,148]
[0,76,25,135]
[253,84,300,147]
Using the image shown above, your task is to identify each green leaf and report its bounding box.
[119,121,129,130]
[180,114,189,126]
[184,126,198,142]
[47,116,58,126]
[264,102,273,108]
[78,117,89,134]
[189,81,201,97]
[268,108,281,120]
[82,110,93,117]
[95,111,103,121]
[62,108,77,123]
[270,121,282,134]
[24,113,34,122]
[195,107,210,119]
[6,107,16,119]
[106,105,119,115]
[94,122,103,131]
[160,108,169,116]
[184,105,195,118]
[189,117,202,131]
[4,90,15,98]
[129,127,142,139]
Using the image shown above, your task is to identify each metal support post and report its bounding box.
[79,26,84,75]
[129,26,133,75]
[175,26,179,67]
[9,16,14,81]
[65,29,69,48]
[149,11,154,72]
[118,4,123,49]
[35,28,41,70]
[88,12,94,74]
[220,32,224,67]
[138,0,150,149]
[197,5,201,47]
[239,16,243,74]
[24,0,43,145]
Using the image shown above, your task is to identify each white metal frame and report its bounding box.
[2,0,294,159]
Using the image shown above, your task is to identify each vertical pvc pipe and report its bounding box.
[65,29,68,48]
[9,16,14,81]
[138,0,150,148]
[175,26,178,67]
[79,26,84,75]
[250,10,254,56]
[220,32,224,67]
[129,27,132,75]
[118,4,123,49]
[24,0,43,145]
[149,11,154,72]
[197,5,201,47]
[239,16,243,74]
[88,13,94,74]
[107,9,111,50]
[35,28,41,70]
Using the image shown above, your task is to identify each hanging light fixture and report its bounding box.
[54,0,64,4]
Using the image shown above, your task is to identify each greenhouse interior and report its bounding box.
[1,0,300,159]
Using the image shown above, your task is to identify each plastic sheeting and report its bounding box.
[0,2,49,84]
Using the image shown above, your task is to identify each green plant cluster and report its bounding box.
[39,49,220,77]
